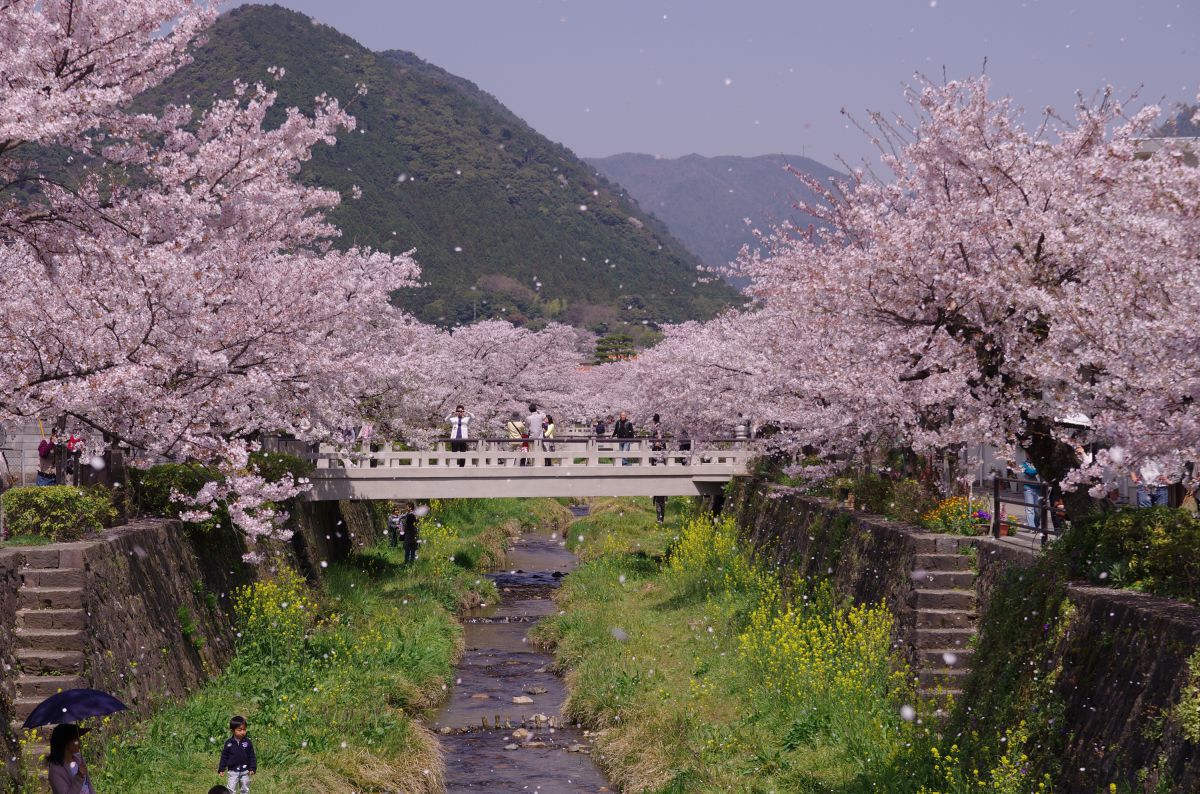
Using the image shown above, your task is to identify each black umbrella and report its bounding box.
[22,688,127,729]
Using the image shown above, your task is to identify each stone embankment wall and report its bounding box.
[1053,586,1199,791]
[0,552,23,786]
[729,477,1200,791]
[729,481,977,694]
[0,498,385,790]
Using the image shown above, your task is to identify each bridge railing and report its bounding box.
[305,436,754,472]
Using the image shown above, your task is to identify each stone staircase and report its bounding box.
[910,549,977,701]
[8,547,89,757]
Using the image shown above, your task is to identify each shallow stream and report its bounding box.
[432,523,612,793]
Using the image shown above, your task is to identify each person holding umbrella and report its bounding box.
[23,687,127,794]
[46,723,96,794]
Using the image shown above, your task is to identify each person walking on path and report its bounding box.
[401,501,420,564]
[387,506,402,548]
[612,411,635,465]
[653,495,667,524]
[445,405,475,468]
[47,723,96,794]
[593,416,608,436]
[217,716,256,794]
[526,404,545,465]
[1020,460,1043,531]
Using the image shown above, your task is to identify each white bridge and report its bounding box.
[297,437,755,501]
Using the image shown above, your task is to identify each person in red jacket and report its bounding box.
[37,431,59,486]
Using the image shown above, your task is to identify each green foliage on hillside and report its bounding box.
[150,4,738,331]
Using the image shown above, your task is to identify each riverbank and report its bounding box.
[77,498,571,793]
[533,498,1048,793]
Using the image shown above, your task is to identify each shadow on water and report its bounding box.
[434,519,613,793]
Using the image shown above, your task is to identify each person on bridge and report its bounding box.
[401,501,420,564]
[526,404,545,465]
[649,413,665,466]
[445,405,475,468]
[543,415,556,465]
[504,412,526,466]
[612,411,635,465]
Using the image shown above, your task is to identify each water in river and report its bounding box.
[433,526,612,793]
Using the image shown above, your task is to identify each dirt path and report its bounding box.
[433,526,611,793]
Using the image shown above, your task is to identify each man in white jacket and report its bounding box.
[446,405,475,467]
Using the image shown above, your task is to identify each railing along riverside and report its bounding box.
[304,436,753,471]
[990,475,1056,546]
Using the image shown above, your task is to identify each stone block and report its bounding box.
[914,627,974,649]
[20,550,59,569]
[911,589,975,611]
[15,649,85,675]
[20,568,84,588]
[916,609,976,629]
[914,553,972,572]
[15,674,87,697]
[18,588,83,610]
[917,647,974,667]
[17,609,86,630]
[15,628,86,652]
[911,570,975,589]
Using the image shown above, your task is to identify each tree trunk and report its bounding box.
[1022,417,1102,523]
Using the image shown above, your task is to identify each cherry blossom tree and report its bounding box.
[0,1,437,553]
[598,76,1200,507]
[413,320,585,438]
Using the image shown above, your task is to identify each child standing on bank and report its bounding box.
[217,716,256,793]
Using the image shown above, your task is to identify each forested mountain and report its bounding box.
[150,4,738,331]
[584,153,843,276]
[1156,104,1200,137]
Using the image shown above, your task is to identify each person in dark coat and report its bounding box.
[612,412,635,466]
[217,715,256,793]
[401,501,420,564]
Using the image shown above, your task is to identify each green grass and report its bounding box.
[0,533,53,547]
[534,499,1050,794]
[565,496,686,561]
[73,497,568,793]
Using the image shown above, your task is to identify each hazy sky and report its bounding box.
[239,0,1197,167]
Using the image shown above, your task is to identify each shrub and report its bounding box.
[665,514,765,598]
[823,470,938,524]
[231,567,319,665]
[921,496,991,536]
[1062,507,1200,602]
[739,581,910,773]
[133,462,220,523]
[2,485,118,541]
[247,450,314,484]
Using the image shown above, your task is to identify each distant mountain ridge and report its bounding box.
[148,4,739,331]
[585,153,844,276]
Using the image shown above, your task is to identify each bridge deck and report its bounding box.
[301,437,752,500]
